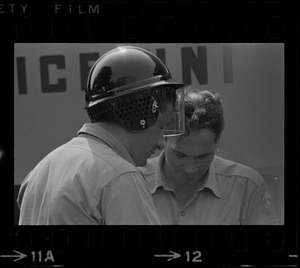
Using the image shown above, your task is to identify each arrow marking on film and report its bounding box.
[154,251,181,261]
[0,250,27,262]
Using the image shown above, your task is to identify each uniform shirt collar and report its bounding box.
[149,152,222,198]
[203,158,222,198]
[141,151,169,194]
[77,123,136,167]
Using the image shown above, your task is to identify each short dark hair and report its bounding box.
[184,88,224,141]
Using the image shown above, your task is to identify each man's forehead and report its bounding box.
[170,129,216,153]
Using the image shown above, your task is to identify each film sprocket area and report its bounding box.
[0,1,297,267]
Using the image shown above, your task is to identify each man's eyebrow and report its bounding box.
[173,149,212,158]
[196,152,212,158]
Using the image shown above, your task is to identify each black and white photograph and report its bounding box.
[14,43,284,226]
[0,1,297,267]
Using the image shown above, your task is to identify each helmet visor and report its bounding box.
[149,86,186,136]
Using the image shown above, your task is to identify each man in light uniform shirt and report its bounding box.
[17,46,187,225]
[140,88,279,225]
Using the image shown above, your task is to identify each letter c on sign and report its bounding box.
[40,55,66,93]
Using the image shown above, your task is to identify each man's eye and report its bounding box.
[197,154,210,159]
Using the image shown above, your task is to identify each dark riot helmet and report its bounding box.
[85,46,187,136]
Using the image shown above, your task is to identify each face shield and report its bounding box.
[86,84,187,135]
[149,85,186,136]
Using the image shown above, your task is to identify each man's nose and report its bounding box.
[184,162,198,174]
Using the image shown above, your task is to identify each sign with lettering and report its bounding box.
[14,43,284,189]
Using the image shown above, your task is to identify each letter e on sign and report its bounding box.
[79,53,99,92]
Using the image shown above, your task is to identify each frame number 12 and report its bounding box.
[186,251,202,262]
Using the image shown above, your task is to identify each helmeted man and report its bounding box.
[17,46,187,225]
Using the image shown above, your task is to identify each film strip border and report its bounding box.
[0,226,297,266]
[0,1,297,42]
[0,1,298,267]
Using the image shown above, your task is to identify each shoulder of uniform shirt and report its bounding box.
[59,137,140,176]
[138,156,159,177]
[213,155,266,188]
